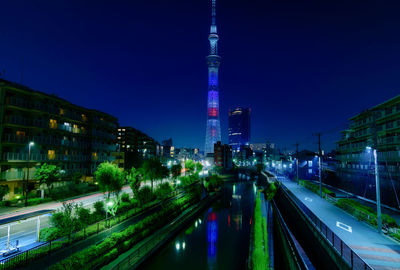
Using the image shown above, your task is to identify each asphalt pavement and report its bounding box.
[278,176,400,270]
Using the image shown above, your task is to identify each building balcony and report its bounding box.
[0,171,25,181]
[2,134,90,149]
[2,152,90,162]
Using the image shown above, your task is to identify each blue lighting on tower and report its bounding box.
[205,0,222,154]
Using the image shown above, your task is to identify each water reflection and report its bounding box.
[139,182,255,270]
[207,211,218,269]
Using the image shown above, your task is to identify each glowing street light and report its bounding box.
[106,200,114,227]
[366,146,382,233]
[25,142,34,207]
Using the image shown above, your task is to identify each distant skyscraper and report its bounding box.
[205,0,221,154]
[228,107,251,152]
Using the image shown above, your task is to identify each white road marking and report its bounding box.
[336,221,352,233]
[305,197,313,202]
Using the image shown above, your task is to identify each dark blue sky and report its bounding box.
[1,0,400,152]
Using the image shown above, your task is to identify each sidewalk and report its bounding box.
[278,176,400,270]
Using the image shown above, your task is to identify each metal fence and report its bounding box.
[110,195,214,270]
[0,242,49,270]
[280,183,374,270]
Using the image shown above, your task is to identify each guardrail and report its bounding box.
[279,182,373,270]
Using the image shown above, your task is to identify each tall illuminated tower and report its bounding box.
[205,0,222,155]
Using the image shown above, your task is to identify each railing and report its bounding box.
[0,171,25,181]
[0,242,50,270]
[110,194,214,270]
[279,183,373,270]
[3,152,90,162]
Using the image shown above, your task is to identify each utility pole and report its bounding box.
[313,133,323,197]
[295,142,299,184]
[370,110,382,233]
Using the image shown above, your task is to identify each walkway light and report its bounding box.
[25,142,35,207]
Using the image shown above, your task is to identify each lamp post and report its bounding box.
[367,146,382,233]
[25,142,34,207]
[106,200,113,227]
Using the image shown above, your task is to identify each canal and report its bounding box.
[139,180,256,270]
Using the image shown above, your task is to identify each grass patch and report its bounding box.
[252,193,269,270]
[299,180,336,197]
[335,198,398,228]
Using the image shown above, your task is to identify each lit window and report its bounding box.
[48,150,56,160]
[92,152,98,160]
[16,131,25,137]
[49,119,57,129]
[122,129,125,131]
[60,108,65,115]
[82,114,87,121]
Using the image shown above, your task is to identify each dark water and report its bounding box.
[139,181,257,270]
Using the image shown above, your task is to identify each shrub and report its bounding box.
[121,193,130,203]
[264,182,277,200]
[137,186,155,205]
[51,192,200,269]
[155,182,173,199]
[39,227,61,242]
[335,198,398,228]
[93,201,105,216]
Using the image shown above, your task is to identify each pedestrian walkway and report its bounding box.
[278,176,400,270]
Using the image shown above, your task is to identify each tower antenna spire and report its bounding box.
[211,0,216,26]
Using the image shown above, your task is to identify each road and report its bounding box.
[277,176,400,270]
[0,185,133,254]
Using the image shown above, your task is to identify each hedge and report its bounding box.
[49,193,200,270]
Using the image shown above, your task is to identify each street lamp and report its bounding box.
[367,146,382,233]
[25,142,34,207]
[106,200,113,227]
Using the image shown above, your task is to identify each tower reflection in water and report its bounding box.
[207,211,218,269]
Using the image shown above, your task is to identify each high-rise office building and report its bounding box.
[228,107,251,152]
[204,0,222,154]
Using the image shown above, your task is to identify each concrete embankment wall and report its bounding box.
[103,192,220,270]
[273,188,351,270]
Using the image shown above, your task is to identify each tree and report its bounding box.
[137,186,154,206]
[72,171,83,184]
[50,202,78,242]
[204,174,222,192]
[35,163,61,196]
[0,185,9,201]
[75,203,91,237]
[94,162,124,199]
[195,162,203,172]
[171,164,182,180]
[127,167,142,199]
[141,158,163,191]
[184,159,195,174]
[159,165,170,184]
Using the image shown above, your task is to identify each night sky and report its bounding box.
[1,0,400,152]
